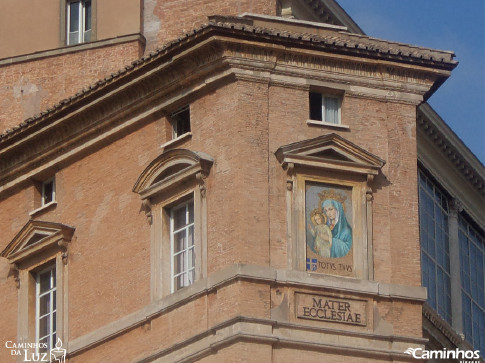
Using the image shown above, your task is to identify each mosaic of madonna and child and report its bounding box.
[306,182,354,276]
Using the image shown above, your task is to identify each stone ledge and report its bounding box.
[135,317,426,362]
[0,34,146,67]
[67,264,427,355]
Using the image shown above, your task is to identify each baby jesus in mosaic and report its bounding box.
[308,209,333,258]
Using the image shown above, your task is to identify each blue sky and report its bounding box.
[337,0,485,163]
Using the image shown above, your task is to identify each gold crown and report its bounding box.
[318,189,347,206]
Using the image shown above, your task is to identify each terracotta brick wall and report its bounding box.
[267,87,420,286]
[0,67,423,361]
[0,40,143,134]
[144,0,277,51]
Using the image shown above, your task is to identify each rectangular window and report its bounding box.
[36,265,56,352]
[170,106,191,139]
[67,0,92,45]
[418,170,452,324]
[42,178,55,206]
[170,198,195,292]
[309,92,341,124]
[459,215,485,357]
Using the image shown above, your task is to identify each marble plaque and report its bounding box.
[296,293,367,326]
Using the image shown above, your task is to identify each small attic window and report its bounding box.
[170,106,191,139]
[309,92,341,125]
[42,178,55,206]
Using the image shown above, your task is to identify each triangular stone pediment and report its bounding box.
[1,220,75,263]
[275,133,385,175]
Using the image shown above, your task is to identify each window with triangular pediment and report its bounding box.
[275,133,385,280]
[0,220,74,352]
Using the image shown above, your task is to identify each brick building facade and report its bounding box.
[0,1,483,362]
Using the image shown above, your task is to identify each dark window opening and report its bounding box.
[171,106,191,138]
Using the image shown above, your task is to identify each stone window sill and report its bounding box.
[29,201,57,217]
[160,132,192,151]
[306,119,350,130]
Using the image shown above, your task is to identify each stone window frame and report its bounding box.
[275,133,385,280]
[0,220,75,350]
[133,149,213,300]
[30,176,58,217]
[170,105,191,140]
[41,177,56,207]
[60,0,97,46]
[307,87,349,129]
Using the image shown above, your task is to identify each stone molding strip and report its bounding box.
[422,303,472,350]
[137,318,425,362]
[68,264,427,356]
[417,102,484,198]
[0,33,146,67]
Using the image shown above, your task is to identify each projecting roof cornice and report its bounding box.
[417,103,484,196]
[0,16,455,195]
[0,17,456,144]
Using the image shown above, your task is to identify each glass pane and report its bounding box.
[53,291,56,310]
[188,269,195,285]
[43,181,53,205]
[309,92,322,120]
[84,29,91,42]
[39,271,51,293]
[173,251,185,275]
[52,312,56,335]
[173,206,187,230]
[188,201,194,224]
[85,1,92,30]
[188,226,194,247]
[69,31,80,45]
[39,294,50,316]
[69,2,80,32]
[38,336,48,353]
[39,315,49,337]
[324,97,339,124]
[188,247,195,270]
[176,274,184,290]
[174,231,186,253]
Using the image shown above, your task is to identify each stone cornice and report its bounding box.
[422,303,473,351]
[0,33,145,68]
[417,103,484,201]
[67,264,427,357]
[0,17,456,142]
[0,21,454,195]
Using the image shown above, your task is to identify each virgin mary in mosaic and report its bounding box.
[306,182,353,275]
